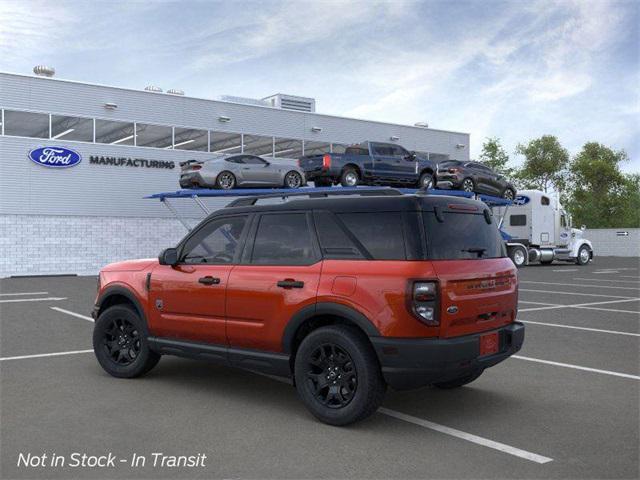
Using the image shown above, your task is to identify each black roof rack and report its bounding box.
[226,187,403,207]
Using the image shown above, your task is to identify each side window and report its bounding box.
[226,156,244,164]
[371,143,391,156]
[337,212,406,260]
[510,215,527,226]
[541,196,550,206]
[314,211,364,259]
[243,155,268,165]
[251,214,317,265]
[181,216,247,264]
[561,214,567,228]
[391,145,408,158]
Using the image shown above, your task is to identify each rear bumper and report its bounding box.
[179,172,210,188]
[371,322,525,390]
[435,173,462,189]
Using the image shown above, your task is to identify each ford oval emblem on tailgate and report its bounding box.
[447,305,458,314]
[28,146,82,168]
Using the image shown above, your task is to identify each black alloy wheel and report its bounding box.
[102,317,141,366]
[305,343,357,409]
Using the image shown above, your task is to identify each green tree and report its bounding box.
[479,137,514,176]
[515,135,569,192]
[566,142,639,228]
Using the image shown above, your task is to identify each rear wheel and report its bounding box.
[461,177,475,192]
[284,171,303,189]
[216,171,236,190]
[576,245,591,265]
[93,305,160,378]
[294,325,386,426]
[433,370,483,389]
[340,168,360,187]
[418,172,435,189]
[508,245,527,268]
[502,188,516,200]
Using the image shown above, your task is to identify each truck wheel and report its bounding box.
[418,172,435,189]
[294,325,386,426]
[433,370,483,389]
[340,168,360,187]
[93,305,160,378]
[576,245,591,265]
[461,178,475,192]
[508,245,527,268]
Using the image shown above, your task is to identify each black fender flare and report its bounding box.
[282,302,380,354]
[95,285,147,323]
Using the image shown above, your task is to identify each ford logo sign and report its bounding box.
[28,146,82,168]
[513,195,530,206]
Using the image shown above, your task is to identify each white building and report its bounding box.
[0,70,470,277]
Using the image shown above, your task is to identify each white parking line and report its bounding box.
[0,349,93,362]
[520,320,640,337]
[552,269,578,272]
[573,278,640,284]
[620,275,640,279]
[518,300,561,306]
[520,289,634,299]
[574,306,640,315]
[50,307,94,322]
[378,408,553,464]
[519,297,640,313]
[513,356,640,380]
[594,271,620,274]
[0,297,67,304]
[521,281,639,291]
[0,291,49,296]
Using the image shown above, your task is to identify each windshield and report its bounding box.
[423,211,506,260]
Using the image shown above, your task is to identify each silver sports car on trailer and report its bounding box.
[179,154,307,189]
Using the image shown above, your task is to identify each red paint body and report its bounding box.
[98,257,517,352]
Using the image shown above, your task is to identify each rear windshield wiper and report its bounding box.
[461,247,487,258]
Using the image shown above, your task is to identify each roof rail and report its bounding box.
[226,186,403,207]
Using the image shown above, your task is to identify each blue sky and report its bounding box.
[1,0,638,171]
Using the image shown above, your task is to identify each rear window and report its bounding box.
[423,212,506,260]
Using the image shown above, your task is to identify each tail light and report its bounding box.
[409,281,439,326]
[191,165,202,171]
[297,159,301,167]
[448,168,459,173]
[322,154,331,169]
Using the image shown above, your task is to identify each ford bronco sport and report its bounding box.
[92,189,524,425]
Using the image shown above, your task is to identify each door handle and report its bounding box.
[277,279,304,289]
[198,276,221,285]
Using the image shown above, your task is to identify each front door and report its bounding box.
[148,214,250,345]
[226,212,322,352]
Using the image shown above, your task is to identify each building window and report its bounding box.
[273,138,303,159]
[51,115,93,142]
[210,132,242,154]
[303,141,330,156]
[3,110,49,138]
[244,134,274,156]
[173,127,208,151]
[135,123,172,149]
[331,143,347,154]
[95,119,135,145]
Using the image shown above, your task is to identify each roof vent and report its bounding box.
[144,85,163,93]
[262,94,316,112]
[167,89,184,95]
[33,65,55,77]
[414,122,429,128]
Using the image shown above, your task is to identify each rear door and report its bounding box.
[149,214,250,345]
[423,209,517,338]
[370,143,396,180]
[225,212,322,352]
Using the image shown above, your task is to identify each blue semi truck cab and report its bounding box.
[298,141,437,188]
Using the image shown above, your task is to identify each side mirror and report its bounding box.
[405,152,416,161]
[159,247,178,266]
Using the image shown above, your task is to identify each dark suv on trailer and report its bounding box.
[436,160,517,199]
[92,189,524,425]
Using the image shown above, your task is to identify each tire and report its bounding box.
[313,178,333,187]
[433,370,483,389]
[216,171,236,190]
[502,188,516,200]
[461,177,475,192]
[93,305,160,378]
[418,172,435,190]
[284,171,303,189]
[294,325,386,426]
[508,245,527,268]
[340,168,360,187]
[576,245,591,265]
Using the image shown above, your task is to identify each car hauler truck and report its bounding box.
[493,190,593,267]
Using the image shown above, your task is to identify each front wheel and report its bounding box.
[502,188,516,200]
[284,171,303,189]
[576,245,591,265]
[93,305,160,378]
[294,325,386,426]
[418,172,435,189]
[508,245,527,268]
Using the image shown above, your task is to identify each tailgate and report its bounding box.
[298,154,325,172]
[432,258,517,338]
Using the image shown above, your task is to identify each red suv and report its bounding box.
[92,190,524,425]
